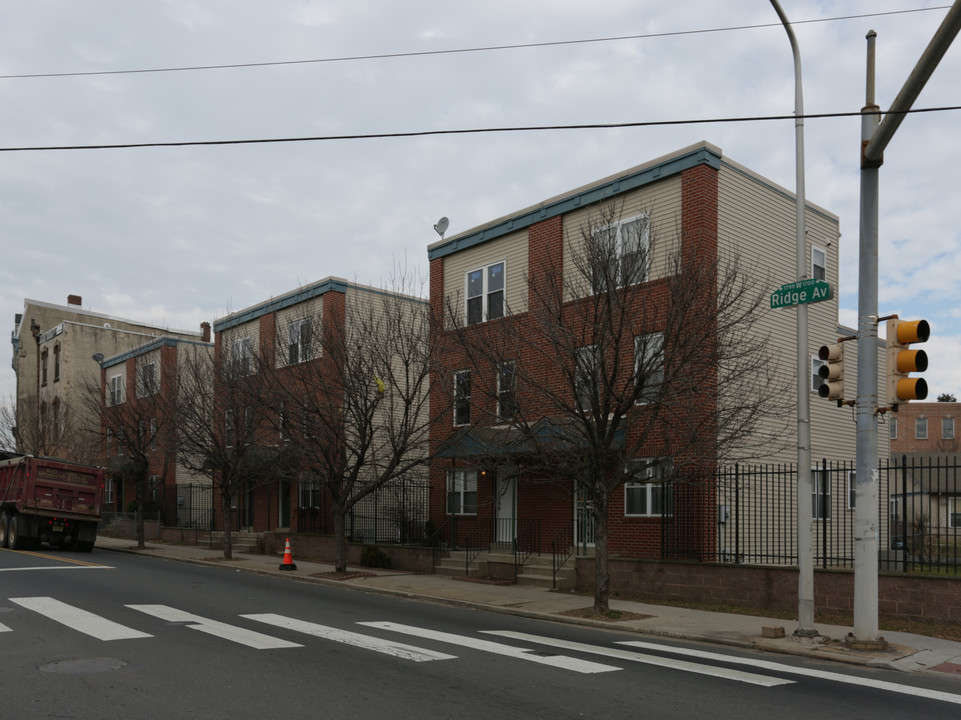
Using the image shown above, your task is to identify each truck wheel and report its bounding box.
[6,515,21,550]
[0,513,9,548]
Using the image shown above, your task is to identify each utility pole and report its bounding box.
[853,2,961,644]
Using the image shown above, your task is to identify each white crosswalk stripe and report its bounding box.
[0,622,11,632]
[359,621,620,674]
[10,597,152,641]
[127,605,303,649]
[243,613,457,662]
[485,631,793,687]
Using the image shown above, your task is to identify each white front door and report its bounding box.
[495,471,516,544]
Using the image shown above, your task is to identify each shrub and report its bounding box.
[360,544,392,569]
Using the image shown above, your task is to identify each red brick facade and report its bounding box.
[890,402,961,455]
[429,160,722,560]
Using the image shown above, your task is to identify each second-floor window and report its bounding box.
[575,345,598,411]
[635,332,664,404]
[890,417,898,440]
[944,417,955,440]
[454,370,471,426]
[466,261,504,325]
[53,344,61,382]
[138,361,157,397]
[225,409,236,448]
[109,374,124,405]
[916,417,928,440]
[812,246,827,282]
[41,349,48,386]
[497,361,517,421]
[288,319,311,364]
[230,338,253,377]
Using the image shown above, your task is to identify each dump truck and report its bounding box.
[0,453,103,552]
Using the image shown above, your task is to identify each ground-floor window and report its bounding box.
[447,468,477,515]
[624,458,673,517]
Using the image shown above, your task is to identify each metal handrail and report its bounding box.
[513,518,541,581]
[551,525,574,590]
[464,518,493,576]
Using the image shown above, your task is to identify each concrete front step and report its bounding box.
[434,550,577,590]
[198,532,264,554]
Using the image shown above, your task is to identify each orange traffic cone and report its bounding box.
[278,537,297,571]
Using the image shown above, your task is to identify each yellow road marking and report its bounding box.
[0,548,110,568]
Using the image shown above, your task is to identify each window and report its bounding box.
[225,409,236,448]
[41,349,48,386]
[446,469,478,515]
[138,361,157,398]
[624,458,674,517]
[148,475,160,503]
[230,338,254,377]
[944,417,955,440]
[104,477,114,505]
[109,374,124,405]
[950,497,961,529]
[150,418,158,451]
[890,417,898,440]
[575,345,598,410]
[811,355,825,393]
[812,246,827,282]
[53,344,61,382]
[288,319,311,364]
[497,361,517,421]
[592,214,650,290]
[454,370,471,426]
[847,471,856,510]
[812,467,831,520]
[916,417,928,440]
[299,473,320,508]
[466,261,505,325]
[635,332,664,403]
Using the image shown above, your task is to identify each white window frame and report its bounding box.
[916,417,928,440]
[299,472,320,509]
[231,337,254,377]
[575,344,598,411]
[592,213,650,290]
[497,361,517,421]
[148,475,160,502]
[943,417,955,440]
[104,477,114,505]
[890,416,898,440]
[812,467,831,520]
[446,468,478,515]
[109,374,124,406]
[454,370,471,426]
[137,361,157,398]
[465,261,505,325]
[949,496,961,529]
[288,319,311,365]
[635,332,664,404]
[812,245,827,282]
[624,458,673,517]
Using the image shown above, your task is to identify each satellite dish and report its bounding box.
[91,353,104,363]
[433,216,449,238]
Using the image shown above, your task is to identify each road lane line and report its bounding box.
[617,640,961,706]
[10,597,152,641]
[2,548,111,567]
[358,621,620,674]
[127,605,302,650]
[243,613,456,662]
[484,631,793,687]
[0,566,113,572]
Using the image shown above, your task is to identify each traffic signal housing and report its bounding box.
[817,343,844,402]
[886,318,929,406]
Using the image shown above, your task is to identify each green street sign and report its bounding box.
[770,278,832,309]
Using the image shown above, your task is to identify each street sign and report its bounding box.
[770,279,832,309]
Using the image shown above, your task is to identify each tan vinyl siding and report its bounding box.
[443,229,528,324]
[562,174,683,299]
[717,160,878,464]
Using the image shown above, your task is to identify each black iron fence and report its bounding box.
[686,456,961,573]
[162,483,215,530]
[297,478,431,546]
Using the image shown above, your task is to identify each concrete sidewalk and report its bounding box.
[95,535,961,676]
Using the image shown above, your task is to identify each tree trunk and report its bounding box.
[592,499,610,612]
[135,471,146,549]
[333,500,348,573]
[222,490,234,561]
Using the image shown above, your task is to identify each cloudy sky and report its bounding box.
[2,1,959,402]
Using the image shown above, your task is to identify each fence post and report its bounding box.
[734,464,740,564]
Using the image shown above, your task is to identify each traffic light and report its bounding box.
[817,343,844,401]
[886,318,929,406]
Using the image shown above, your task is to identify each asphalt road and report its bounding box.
[3,545,961,720]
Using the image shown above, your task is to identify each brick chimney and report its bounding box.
[67,295,82,307]
[201,322,211,343]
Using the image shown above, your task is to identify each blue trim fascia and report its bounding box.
[214,278,348,333]
[101,336,213,369]
[428,146,722,261]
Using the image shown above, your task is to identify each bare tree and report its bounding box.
[442,202,787,610]
[0,394,93,462]
[175,335,293,560]
[263,272,436,573]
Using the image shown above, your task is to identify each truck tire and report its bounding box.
[0,513,9,548]
[6,515,22,550]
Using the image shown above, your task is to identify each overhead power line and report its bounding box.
[0,6,949,80]
[1,105,958,153]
